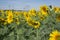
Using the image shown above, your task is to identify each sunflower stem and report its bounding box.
[36,29,38,40]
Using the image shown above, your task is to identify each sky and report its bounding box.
[0,0,60,10]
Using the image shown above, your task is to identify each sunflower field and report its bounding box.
[0,5,60,40]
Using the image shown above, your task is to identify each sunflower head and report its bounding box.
[0,10,4,13]
[49,30,60,40]
[29,8,36,13]
[15,18,20,25]
[27,20,40,29]
[6,11,13,24]
[29,8,36,16]
[14,11,19,16]
[24,12,29,18]
[24,12,31,21]
[32,21,40,28]
[56,14,60,22]
[40,5,48,16]
[53,7,60,13]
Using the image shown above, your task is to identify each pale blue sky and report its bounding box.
[0,0,60,10]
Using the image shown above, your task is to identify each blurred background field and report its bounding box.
[0,0,60,40]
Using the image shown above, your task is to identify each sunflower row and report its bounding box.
[0,5,60,28]
[0,5,60,40]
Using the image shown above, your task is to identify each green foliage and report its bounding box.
[0,9,60,40]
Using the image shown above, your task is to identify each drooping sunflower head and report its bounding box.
[32,21,40,28]
[40,5,48,16]
[27,20,40,29]
[49,30,60,40]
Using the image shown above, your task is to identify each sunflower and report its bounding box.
[40,5,48,16]
[6,15,13,24]
[56,15,60,22]
[29,8,36,16]
[53,7,60,13]
[0,10,4,13]
[14,11,19,16]
[6,10,13,15]
[0,10,4,16]
[6,11,13,24]
[49,30,60,40]
[0,18,5,23]
[40,16,45,20]
[15,18,20,25]
[38,12,45,21]
[27,19,40,29]
[24,12,31,21]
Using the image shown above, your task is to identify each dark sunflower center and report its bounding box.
[57,16,60,20]
[54,8,57,11]
[33,22,38,25]
[42,7,47,12]
[26,14,29,17]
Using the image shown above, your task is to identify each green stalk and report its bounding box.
[36,29,38,40]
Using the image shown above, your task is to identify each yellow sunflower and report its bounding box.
[24,12,31,21]
[53,7,60,13]
[15,18,20,25]
[49,30,60,40]
[6,10,12,15]
[27,19,40,29]
[6,11,13,24]
[6,16,13,24]
[56,15,60,22]
[0,10,4,13]
[0,17,7,25]
[0,10,4,16]
[29,8,36,16]
[40,5,48,16]
[14,11,19,16]
[38,12,45,21]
